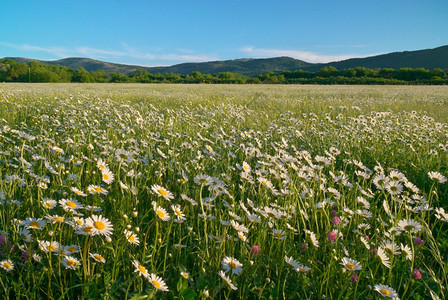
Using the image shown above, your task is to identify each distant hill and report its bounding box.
[4,45,448,76]
[302,45,448,72]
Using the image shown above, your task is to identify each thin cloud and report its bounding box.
[240,46,376,63]
[0,42,217,65]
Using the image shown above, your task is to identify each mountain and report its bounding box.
[301,45,448,72]
[4,45,448,76]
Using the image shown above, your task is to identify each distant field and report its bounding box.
[0,83,447,299]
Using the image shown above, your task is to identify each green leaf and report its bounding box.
[182,289,197,300]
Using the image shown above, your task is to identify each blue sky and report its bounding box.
[1,0,447,66]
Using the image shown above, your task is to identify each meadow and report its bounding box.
[0,83,447,299]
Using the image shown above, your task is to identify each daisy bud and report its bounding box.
[413,269,422,280]
[105,236,112,243]
[135,227,140,233]
[133,211,138,217]
[250,260,254,265]
[265,278,271,283]
[48,231,54,237]
[123,214,128,219]
[126,224,132,229]
[168,253,172,258]
[203,290,209,297]
[201,267,206,273]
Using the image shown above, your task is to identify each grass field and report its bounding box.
[0,83,447,299]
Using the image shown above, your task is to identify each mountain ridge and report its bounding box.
[4,45,448,76]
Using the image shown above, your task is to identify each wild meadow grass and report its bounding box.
[0,83,447,299]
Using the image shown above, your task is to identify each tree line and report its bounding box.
[1,59,447,84]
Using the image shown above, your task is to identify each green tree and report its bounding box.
[72,67,95,82]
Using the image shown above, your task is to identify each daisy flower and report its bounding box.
[148,273,169,292]
[154,206,171,222]
[180,272,190,279]
[0,259,14,272]
[89,253,106,263]
[45,214,66,224]
[124,229,140,245]
[377,247,391,268]
[396,219,422,234]
[38,240,60,253]
[340,257,362,271]
[222,256,243,275]
[151,184,174,201]
[42,198,57,209]
[85,215,114,237]
[71,187,87,197]
[194,174,214,186]
[24,218,46,230]
[59,199,83,212]
[133,260,149,279]
[218,270,237,290]
[62,256,81,270]
[96,158,108,171]
[272,229,286,240]
[171,205,186,222]
[374,284,399,298]
[101,168,114,184]
[428,171,447,184]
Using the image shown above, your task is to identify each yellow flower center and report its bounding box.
[3,262,11,268]
[346,263,355,270]
[30,221,40,228]
[76,220,83,225]
[103,173,109,180]
[45,202,52,207]
[157,210,165,219]
[54,217,64,222]
[181,273,189,279]
[175,210,182,217]
[94,221,106,231]
[261,180,267,185]
[129,235,135,242]
[298,268,306,272]
[94,255,103,261]
[243,166,248,171]
[151,280,161,289]
[95,187,103,192]
[67,201,77,208]
[48,245,56,251]
[380,289,390,295]
[158,189,167,197]
[274,233,283,238]
[68,246,77,252]
[228,261,237,269]
[138,265,147,274]
[83,226,93,233]
[67,260,76,267]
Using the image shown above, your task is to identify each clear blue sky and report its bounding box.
[1,0,447,66]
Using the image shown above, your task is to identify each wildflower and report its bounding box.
[66,245,80,254]
[351,273,358,283]
[377,247,391,268]
[414,237,423,246]
[327,231,337,243]
[222,256,243,275]
[42,198,57,209]
[332,216,341,225]
[218,270,237,290]
[428,171,447,184]
[272,229,286,240]
[133,260,149,279]
[85,215,114,237]
[0,259,14,272]
[124,229,140,245]
[171,205,186,222]
[251,245,260,256]
[71,187,87,197]
[59,199,83,212]
[101,168,114,184]
[90,253,106,263]
[151,184,174,201]
[180,271,189,279]
[385,181,403,195]
[24,218,46,230]
[194,174,214,186]
[396,219,422,234]
[374,284,399,298]
[413,269,422,280]
[62,256,81,270]
[38,240,60,253]
[340,257,362,271]
[154,206,171,221]
[400,244,413,261]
